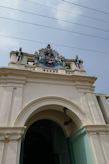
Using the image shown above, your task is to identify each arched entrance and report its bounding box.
[20,119,72,164]
[17,99,93,164]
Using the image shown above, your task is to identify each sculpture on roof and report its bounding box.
[34,44,66,68]
[9,45,85,73]
[16,48,24,62]
[74,56,81,68]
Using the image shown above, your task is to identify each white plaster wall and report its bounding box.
[23,80,80,107]
[0,73,105,126]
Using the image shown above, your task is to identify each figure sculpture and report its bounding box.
[74,56,81,68]
[34,44,66,68]
[16,48,23,62]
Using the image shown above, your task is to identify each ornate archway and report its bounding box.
[16,97,93,164]
[14,96,87,128]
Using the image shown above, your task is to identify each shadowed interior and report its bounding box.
[22,119,70,164]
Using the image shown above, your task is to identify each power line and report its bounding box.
[24,0,109,24]
[62,0,109,15]
[0,16,109,41]
[0,33,109,55]
[0,5,109,33]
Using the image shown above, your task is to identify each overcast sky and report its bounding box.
[0,0,109,94]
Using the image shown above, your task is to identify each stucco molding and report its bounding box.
[0,67,97,84]
[84,125,109,134]
[0,127,25,142]
[14,96,88,127]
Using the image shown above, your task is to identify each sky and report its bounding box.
[0,0,109,94]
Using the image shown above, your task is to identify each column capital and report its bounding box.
[0,127,26,142]
[83,125,109,134]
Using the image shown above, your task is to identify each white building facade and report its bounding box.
[0,45,109,164]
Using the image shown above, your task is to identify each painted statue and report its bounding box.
[74,56,81,68]
[16,48,23,62]
[34,44,66,68]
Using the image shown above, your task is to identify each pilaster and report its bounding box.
[0,87,13,125]
[97,95,109,123]
[85,93,105,124]
[0,127,25,164]
[0,85,24,126]
[84,125,109,164]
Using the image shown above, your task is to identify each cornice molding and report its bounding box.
[84,125,109,133]
[0,67,97,84]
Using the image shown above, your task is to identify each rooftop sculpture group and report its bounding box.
[15,44,81,69]
[34,44,66,68]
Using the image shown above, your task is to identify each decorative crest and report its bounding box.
[34,44,65,68]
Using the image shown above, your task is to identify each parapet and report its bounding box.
[8,45,86,75]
